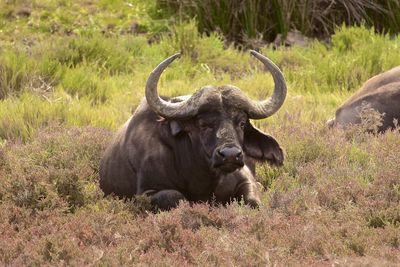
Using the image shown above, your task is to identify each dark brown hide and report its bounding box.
[328,67,400,132]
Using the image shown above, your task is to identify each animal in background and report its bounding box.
[327,66,400,132]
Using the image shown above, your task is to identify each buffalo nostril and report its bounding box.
[218,147,243,160]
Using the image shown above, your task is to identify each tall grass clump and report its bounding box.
[156,0,400,45]
[44,35,134,75]
[0,52,32,99]
[60,65,108,104]
[158,19,256,79]
[0,51,64,99]
[156,0,286,44]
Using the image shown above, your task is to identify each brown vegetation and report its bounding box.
[0,120,399,265]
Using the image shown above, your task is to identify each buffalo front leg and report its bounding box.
[148,189,185,211]
[214,166,261,208]
[235,179,261,209]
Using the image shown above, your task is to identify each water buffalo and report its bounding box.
[327,66,400,132]
[100,51,286,210]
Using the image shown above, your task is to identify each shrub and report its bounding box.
[1,125,113,211]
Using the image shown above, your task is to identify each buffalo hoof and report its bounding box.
[150,190,185,211]
[245,197,261,209]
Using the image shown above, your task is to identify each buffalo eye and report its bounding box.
[238,120,246,130]
[198,120,217,131]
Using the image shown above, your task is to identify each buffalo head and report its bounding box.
[145,51,286,174]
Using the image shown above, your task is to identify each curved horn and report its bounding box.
[145,53,200,119]
[247,50,287,119]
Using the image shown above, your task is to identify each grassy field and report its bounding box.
[0,0,399,266]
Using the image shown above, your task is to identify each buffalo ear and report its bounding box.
[243,122,284,166]
[169,120,183,136]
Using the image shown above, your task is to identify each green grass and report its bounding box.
[0,1,399,265]
[1,23,399,141]
[156,0,400,45]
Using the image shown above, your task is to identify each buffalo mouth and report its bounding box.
[212,156,245,173]
[215,161,244,173]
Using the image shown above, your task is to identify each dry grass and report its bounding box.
[0,121,399,265]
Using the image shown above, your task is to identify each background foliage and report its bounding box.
[0,0,399,265]
[156,0,400,45]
